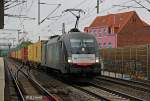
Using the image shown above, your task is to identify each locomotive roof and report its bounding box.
[65,32,95,38]
[47,32,95,44]
[47,35,60,44]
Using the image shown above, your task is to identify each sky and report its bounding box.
[1,0,150,48]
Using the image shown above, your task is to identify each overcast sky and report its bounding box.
[1,0,150,47]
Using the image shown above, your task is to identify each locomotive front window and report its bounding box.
[70,39,81,47]
[70,37,97,54]
[83,39,94,47]
[70,39,94,48]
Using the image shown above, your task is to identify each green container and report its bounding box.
[0,50,9,57]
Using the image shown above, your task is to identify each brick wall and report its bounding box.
[117,12,149,47]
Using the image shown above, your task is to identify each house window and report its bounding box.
[92,29,97,36]
[103,28,107,36]
[108,27,111,35]
[99,43,102,48]
[105,28,107,32]
[108,42,112,48]
[93,30,96,33]
[103,29,106,36]
[103,43,106,48]
[99,31,102,37]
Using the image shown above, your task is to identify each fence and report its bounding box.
[100,45,150,80]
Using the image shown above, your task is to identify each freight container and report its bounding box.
[28,41,46,64]
[33,41,43,63]
[11,51,16,58]
[18,49,21,60]
[0,50,9,57]
[21,48,28,62]
[9,48,17,59]
[28,44,34,62]
[15,50,18,59]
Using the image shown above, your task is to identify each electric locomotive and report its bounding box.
[41,29,101,77]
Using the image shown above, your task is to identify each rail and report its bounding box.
[6,61,26,101]
[72,85,110,101]
[8,59,60,101]
[89,82,144,101]
[96,76,150,93]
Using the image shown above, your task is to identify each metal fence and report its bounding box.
[100,45,150,80]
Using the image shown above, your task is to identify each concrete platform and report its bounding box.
[101,71,132,80]
[0,57,5,101]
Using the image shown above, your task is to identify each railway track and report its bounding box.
[6,62,26,101]
[10,59,102,101]
[72,84,129,101]
[8,59,148,101]
[21,64,126,101]
[6,59,60,101]
[96,76,150,93]
[30,66,118,101]
[41,71,127,101]
[20,70,61,101]
[133,79,150,84]
[89,82,144,101]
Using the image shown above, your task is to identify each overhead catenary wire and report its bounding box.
[6,0,150,42]
[66,0,134,28]
[5,1,27,10]
[25,0,35,15]
[132,0,150,12]
[65,0,93,18]
[51,0,96,30]
[28,0,135,34]
[74,0,90,8]
[4,2,16,8]
[39,0,89,31]
[17,0,37,35]
[44,0,93,27]
[80,0,133,24]
[39,4,61,25]
[113,5,144,9]
[18,0,25,36]
[44,0,124,32]
[4,0,28,45]
[145,0,150,4]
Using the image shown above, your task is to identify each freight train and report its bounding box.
[9,30,101,77]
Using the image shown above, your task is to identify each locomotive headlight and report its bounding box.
[68,57,72,63]
[68,59,72,63]
[96,57,99,63]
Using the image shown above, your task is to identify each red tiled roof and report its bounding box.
[142,21,150,26]
[89,11,135,28]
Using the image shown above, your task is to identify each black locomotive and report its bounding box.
[41,29,101,77]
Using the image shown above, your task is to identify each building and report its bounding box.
[84,11,150,48]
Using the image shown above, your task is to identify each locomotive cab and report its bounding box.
[62,32,101,76]
[42,31,101,77]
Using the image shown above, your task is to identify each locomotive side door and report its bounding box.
[59,40,67,73]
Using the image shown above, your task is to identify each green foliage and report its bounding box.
[19,41,32,48]
[9,41,32,51]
